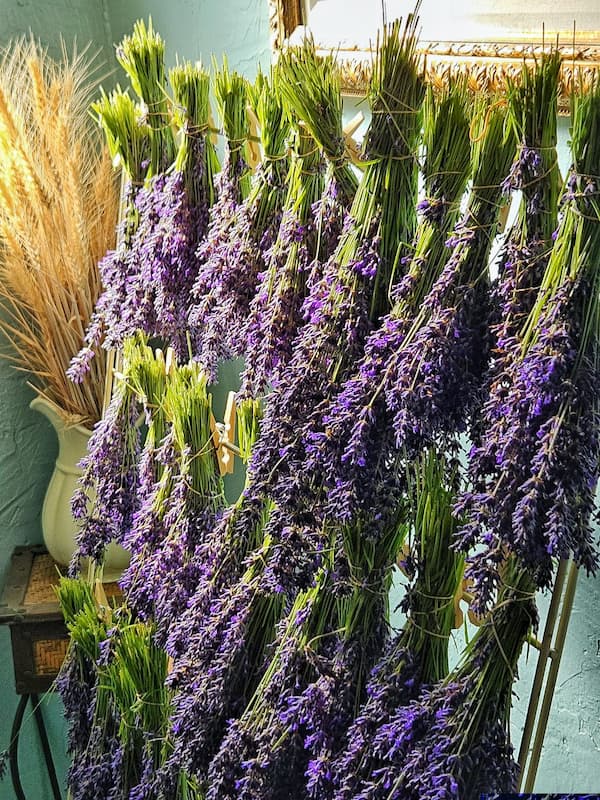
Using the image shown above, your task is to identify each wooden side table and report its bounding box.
[0,545,120,800]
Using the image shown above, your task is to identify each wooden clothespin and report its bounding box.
[343,111,364,165]
[497,200,510,235]
[208,110,220,147]
[209,391,240,476]
[94,579,113,624]
[164,346,175,375]
[461,577,487,627]
[246,105,262,170]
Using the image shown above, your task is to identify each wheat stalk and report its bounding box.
[0,38,119,427]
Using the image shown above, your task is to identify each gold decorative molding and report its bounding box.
[269,1,600,112]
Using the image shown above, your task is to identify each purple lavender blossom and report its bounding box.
[188,149,253,379]
[456,276,600,609]
[71,378,141,565]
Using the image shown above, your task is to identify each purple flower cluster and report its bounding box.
[240,206,321,398]
[203,578,335,799]
[333,563,537,800]
[71,379,141,565]
[308,216,493,534]
[188,149,255,379]
[456,275,600,608]
[70,168,208,378]
[168,569,284,782]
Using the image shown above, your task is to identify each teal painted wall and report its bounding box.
[106,0,271,75]
[0,0,115,65]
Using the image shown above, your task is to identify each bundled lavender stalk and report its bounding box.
[236,41,360,448]
[315,98,516,528]
[71,336,151,565]
[239,121,325,399]
[188,68,290,381]
[205,565,340,799]
[456,77,600,608]
[55,577,123,800]
[365,558,537,800]
[70,37,217,370]
[66,89,152,380]
[105,62,216,357]
[212,56,252,203]
[188,59,253,362]
[277,39,359,213]
[122,359,227,641]
[167,536,285,782]
[116,18,176,174]
[495,52,562,337]
[333,452,464,799]
[466,52,561,454]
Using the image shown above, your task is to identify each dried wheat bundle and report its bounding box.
[0,39,119,426]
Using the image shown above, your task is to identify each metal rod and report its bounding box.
[8,693,28,800]
[523,559,579,792]
[31,693,63,800]
[517,558,568,786]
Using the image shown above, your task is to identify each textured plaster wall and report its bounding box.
[0,0,115,65]
[106,0,271,75]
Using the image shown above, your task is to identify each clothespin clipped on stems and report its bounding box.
[94,579,113,625]
[164,346,175,375]
[209,391,240,476]
[396,544,486,629]
[461,577,487,627]
[497,200,510,234]
[246,105,262,170]
[208,110,220,146]
[343,111,364,166]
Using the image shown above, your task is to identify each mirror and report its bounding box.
[269,0,600,108]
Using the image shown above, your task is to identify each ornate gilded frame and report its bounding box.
[268,0,600,112]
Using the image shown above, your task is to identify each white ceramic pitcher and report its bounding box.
[30,395,130,580]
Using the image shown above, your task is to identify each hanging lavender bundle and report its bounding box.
[71,336,153,565]
[116,18,177,175]
[236,40,360,448]
[55,580,108,777]
[188,68,290,381]
[188,61,253,361]
[167,534,286,782]
[364,558,537,800]
[495,53,562,342]
[467,52,561,454]
[66,89,152,380]
[146,62,218,356]
[112,62,216,356]
[332,452,463,800]
[69,31,218,372]
[277,39,359,213]
[315,99,516,529]
[456,77,600,609]
[204,566,338,800]
[238,120,325,400]
[122,359,227,641]
[55,577,123,800]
